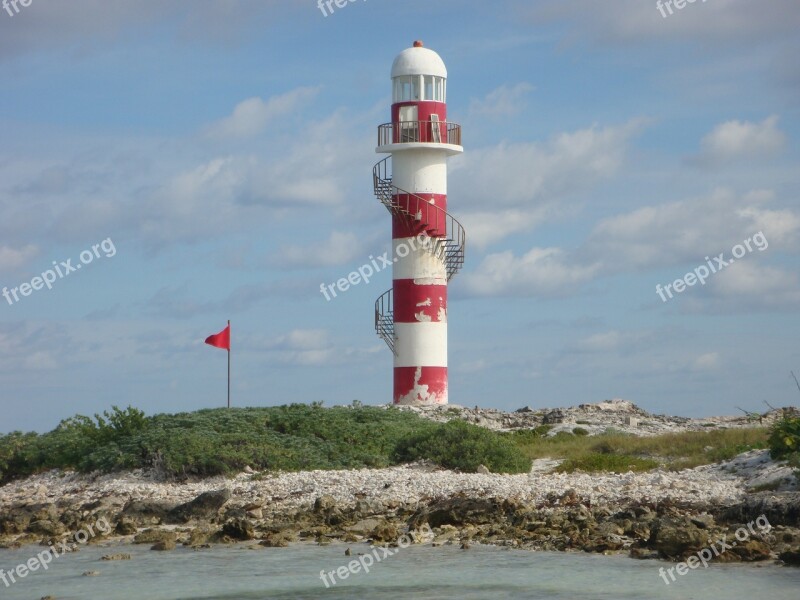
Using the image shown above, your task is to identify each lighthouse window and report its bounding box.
[394,76,419,102]
[394,78,407,102]
[424,76,434,101]
[425,76,446,102]
[394,75,445,102]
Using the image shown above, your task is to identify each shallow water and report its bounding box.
[1,542,799,599]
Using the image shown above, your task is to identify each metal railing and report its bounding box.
[374,288,395,354]
[378,121,462,146]
[372,157,465,280]
[372,156,466,353]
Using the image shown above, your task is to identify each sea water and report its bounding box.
[1,542,799,599]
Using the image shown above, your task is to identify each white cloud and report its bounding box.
[468,83,534,118]
[276,231,363,269]
[461,247,601,297]
[459,208,551,249]
[587,188,799,270]
[692,352,721,372]
[471,120,641,204]
[0,244,38,271]
[453,120,645,208]
[0,322,77,375]
[144,277,315,318]
[456,359,489,374]
[23,351,59,370]
[275,329,329,351]
[450,119,646,246]
[523,0,800,45]
[18,108,376,249]
[575,331,624,352]
[460,187,800,305]
[738,206,800,250]
[207,88,320,139]
[518,0,800,104]
[0,0,297,61]
[694,116,787,166]
[243,328,379,367]
[712,262,800,302]
[573,330,651,353]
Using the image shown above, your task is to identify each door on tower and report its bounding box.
[399,105,419,143]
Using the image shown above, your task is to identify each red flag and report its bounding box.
[205,324,230,351]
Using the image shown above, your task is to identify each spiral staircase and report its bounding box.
[373,155,465,354]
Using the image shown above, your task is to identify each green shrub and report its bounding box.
[510,426,768,473]
[769,417,800,460]
[507,425,552,446]
[394,420,531,474]
[0,431,39,482]
[557,453,659,473]
[1,405,777,483]
[748,480,782,493]
[572,427,589,436]
[790,455,800,481]
[0,404,535,482]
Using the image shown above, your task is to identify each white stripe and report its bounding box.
[378,142,463,157]
[393,238,447,283]
[394,322,448,368]
[392,150,448,194]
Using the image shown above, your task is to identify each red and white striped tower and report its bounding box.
[373,41,465,405]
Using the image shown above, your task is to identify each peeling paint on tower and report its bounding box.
[372,41,465,406]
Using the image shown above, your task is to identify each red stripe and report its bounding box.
[392,193,447,238]
[394,366,448,405]
[391,101,448,125]
[393,280,446,323]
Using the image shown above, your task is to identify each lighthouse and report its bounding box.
[373,41,465,405]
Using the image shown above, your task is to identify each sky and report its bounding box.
[1,0,799,433]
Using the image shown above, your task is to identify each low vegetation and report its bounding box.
[0,404,532,483]
[395,419,530,474]
[507,426,769,473]
[768,416,800,459]
[768,415,800,477]
[2,404,796,482]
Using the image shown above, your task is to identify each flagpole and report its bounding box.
[227,319,231,409]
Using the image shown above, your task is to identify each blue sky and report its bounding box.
[1,0,799,432]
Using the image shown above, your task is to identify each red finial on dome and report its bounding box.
[413,40,424,48]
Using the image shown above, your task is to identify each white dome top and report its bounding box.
[391,43,447,79]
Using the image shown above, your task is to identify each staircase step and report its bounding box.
[373,158,465,300]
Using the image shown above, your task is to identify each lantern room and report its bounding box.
[381,41,460,148]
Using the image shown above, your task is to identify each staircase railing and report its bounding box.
[372,156,466,353]
[374,288,395,354]
[372,157,465,280]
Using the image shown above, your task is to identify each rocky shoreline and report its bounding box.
[1,456,799,567]
[397,398,798,436]
[2,400,799,568]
